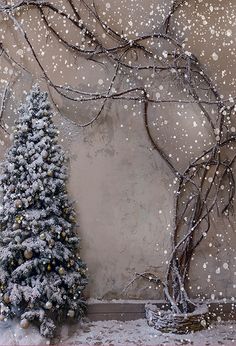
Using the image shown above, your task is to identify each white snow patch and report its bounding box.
[1,318,235,345]
[56,319,236,345]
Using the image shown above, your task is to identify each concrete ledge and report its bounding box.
[87,300,236,321]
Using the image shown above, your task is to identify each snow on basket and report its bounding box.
[145,303,210,334]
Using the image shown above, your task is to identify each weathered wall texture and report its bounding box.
[0,0,235,300]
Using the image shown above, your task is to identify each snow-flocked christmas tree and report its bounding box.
[0,85,88,338]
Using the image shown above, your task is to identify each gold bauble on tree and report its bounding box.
[42,150,48,159]
[15,215,21,223]
[69,215,75,222]
[48,239,55,247]
[20,318,30,329]
[47,264,51,271]
[24,249,33,259]
[0,314,4,321]
[67,310,75,318]
[58,267,65,275]
[45,301,53,309]
[12,223,20,230]
[3,293,10,304]
[15,199,22,208]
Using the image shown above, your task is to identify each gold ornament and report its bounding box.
[69,215,75,222]
[40,233,46,240]
[47,264,52,271]
[61,231,66,238]
[42,151,48,159]
[45,301,53,309]
[15,216,21,223]
[58,267,65,275]
[9,185,15,193]
[13,223,20,230]
[47,170,53,177]
[20,318,30,329]
[0,314,4,321]
[48,239,55,247]
[3,294,10,304]
[15,199,22,209]
[24,249,33,259]
[67,310,75,318]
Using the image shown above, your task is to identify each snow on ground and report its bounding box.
[0,318,235,345]
[56,319,236,345]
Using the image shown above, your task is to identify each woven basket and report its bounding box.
[145,303,209,334]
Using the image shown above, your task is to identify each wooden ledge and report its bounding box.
[86,299,236,321]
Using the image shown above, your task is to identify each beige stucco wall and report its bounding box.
[0,0,235,300]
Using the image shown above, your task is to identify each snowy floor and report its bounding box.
[0,318,235,345]
[56,319,236,345]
